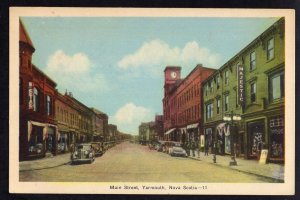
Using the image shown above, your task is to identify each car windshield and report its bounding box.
[76,145,90,150]
[173,147,184,151]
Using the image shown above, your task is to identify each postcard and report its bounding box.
[9,7,295,195]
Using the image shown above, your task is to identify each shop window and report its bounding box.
[270,116,284,159]
[225,95,229,111]
[267,37,274,60]
[250,82,256,103]
[225,70,229,85]
[33,87,38,112]
[269,71,284,102]
[250,51,256,70]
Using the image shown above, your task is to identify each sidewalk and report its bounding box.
[19,153,71,172]
[187,150,284,182]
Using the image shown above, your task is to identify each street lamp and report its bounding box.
[223,111,241,166]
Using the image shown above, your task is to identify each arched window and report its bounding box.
[33,87,38,112]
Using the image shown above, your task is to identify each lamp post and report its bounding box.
[223,111,241,166]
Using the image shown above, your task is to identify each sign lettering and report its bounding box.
[237,65,244,105]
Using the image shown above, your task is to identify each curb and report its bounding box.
[19,161,71,172]
[187,156,284,183]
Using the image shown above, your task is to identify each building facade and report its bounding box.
[202,18,285,162]
[138,122,156,144]
[155,115,164,140]
[19,20,58,160]
[163,65,215,145]
[90,108,108,142]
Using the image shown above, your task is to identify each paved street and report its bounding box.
[20,142,280,183]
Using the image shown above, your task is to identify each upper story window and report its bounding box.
[225,95,229,111]
[210,81,213,93]
[225,70,229,85]
[267,38,274,60]
[216,75,220,89]
[250,51,256,70]
[217,99,220,114]
[250,82,257,103]
[205,84,209,96]
[46,95,52,116]
[269,71,284,102]
[206,103,213,120]
[33,87,38,112]
[20,79,23,105]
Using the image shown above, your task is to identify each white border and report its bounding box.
[9,7,295,195]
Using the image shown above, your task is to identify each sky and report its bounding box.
[21,17,279,135]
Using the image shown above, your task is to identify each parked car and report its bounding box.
[70,143,95,164]
[169,146,188,157]
[91,142,104,157]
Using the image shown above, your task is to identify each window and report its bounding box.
[267,38,274,60]
[225,70,229,85]
[33,87,38,112]
[210,81,213,93]
[250,82,256,103]
[250,51,256,70]
[217,99,220,114]
[225,95,229,111]
[270,71,284,101]
[46,95,52,116]
[217,75,220,89]
[206,103,213,120]
[206,84,209,96]
[20,79,23,105]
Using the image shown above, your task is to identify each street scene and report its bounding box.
[17,13,287,186]
[19,141,283,182]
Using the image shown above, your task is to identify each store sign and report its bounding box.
[28,82,33,110]
[237,64,244,105]
[259,149,268,164]
[200,135,205,147]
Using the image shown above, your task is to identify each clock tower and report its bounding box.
[163,66,181,97]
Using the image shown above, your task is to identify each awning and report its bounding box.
[164,128,176,135]
[187,123,199,129]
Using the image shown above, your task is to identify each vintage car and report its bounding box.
[169,146,188,157]
[70,143,95,164]
[91,142,104,157]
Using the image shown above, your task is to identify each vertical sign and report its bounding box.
[237,64,244,106]
[28,82,33,110]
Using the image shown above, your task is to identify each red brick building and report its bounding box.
[19,20,58,160]
[163,65,215,145]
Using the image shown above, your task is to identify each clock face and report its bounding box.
[170,71,177,78]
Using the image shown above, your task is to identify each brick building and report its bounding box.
[202,18,285,162]
[19,20,58,160]
[163,65,215,145]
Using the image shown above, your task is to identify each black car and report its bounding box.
[70,143,95,164]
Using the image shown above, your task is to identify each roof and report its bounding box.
[19,19,35,50]
[32,64,57,87]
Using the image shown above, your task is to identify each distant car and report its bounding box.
[170,146,188,157]
[71,143,95,164]
[91,142,104,157]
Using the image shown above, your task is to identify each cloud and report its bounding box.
[45,50,109,93]
[117,39,222,76]
[110,103,153,134]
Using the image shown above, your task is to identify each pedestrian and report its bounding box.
[204,139,209,156]
[186,142,190,156]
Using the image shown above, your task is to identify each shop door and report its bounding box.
[248,121,264,159]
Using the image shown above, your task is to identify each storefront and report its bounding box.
[187,123,199,143]
[204,127,213,153]
[27,121,57,158]
[246,119,265,159]
[269,115,284,162]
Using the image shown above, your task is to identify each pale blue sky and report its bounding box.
[21,17,279,134]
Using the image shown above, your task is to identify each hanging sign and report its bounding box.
[237,64,244,106]
[200,135,205,147]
